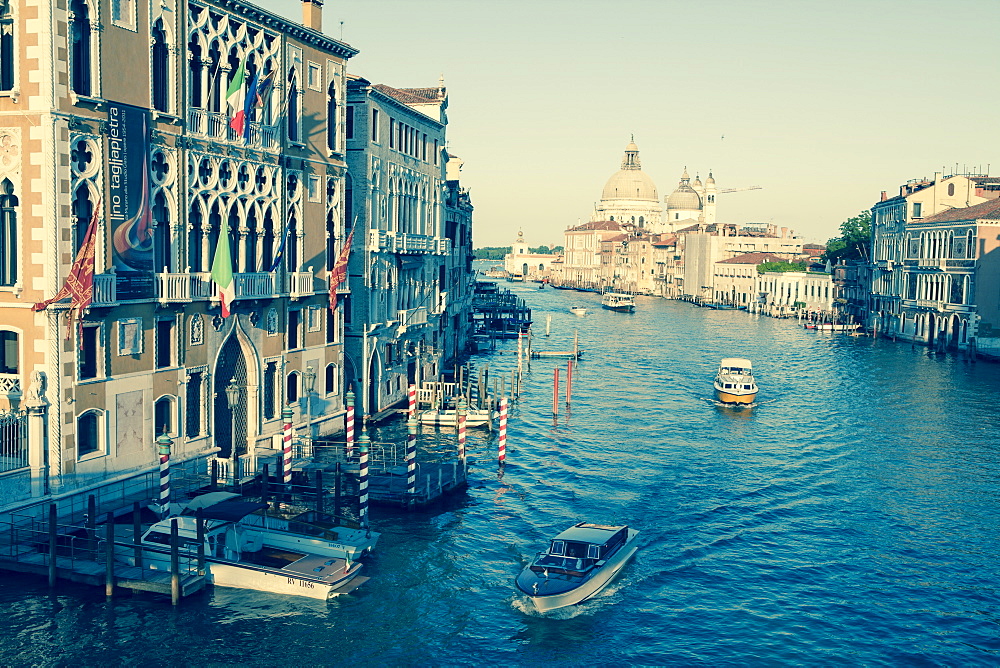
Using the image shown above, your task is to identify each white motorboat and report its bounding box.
[713,357,758,404]
[419,408,494,427]
[569,306,587,316]
[119,492,378,600]
[515,523,640,612]
[600,292,635,312]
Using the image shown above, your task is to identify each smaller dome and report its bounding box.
[693,175,703,188]
[706,172,716,185]
[665,168,702,211]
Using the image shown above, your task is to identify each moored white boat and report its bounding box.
[515,523,640,612]
[569,306,587,316]
[600,292,635,312]
[118,492,378,600]
[418,408,494,427]
[713,357,758,404]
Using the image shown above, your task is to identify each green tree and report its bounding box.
[473,246,512,260]
[757,260,808,274]
[822,211,871,263]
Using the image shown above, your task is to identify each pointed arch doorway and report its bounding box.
[214,333,249,460]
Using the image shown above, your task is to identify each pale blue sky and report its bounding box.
[272,0,999,247]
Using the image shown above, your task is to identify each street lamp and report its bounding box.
[225,378,240,480]
[303,365,317,445]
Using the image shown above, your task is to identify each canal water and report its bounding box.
[4,282,1000,666]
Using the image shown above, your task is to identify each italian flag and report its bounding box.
[211,228,235,317]
[226,60,248,135]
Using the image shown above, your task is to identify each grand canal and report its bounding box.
[4,281,1000,666]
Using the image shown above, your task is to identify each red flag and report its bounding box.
[33,203,100,339]
[329,228,354,312]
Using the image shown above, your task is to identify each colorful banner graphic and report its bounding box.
[106,103,154,300]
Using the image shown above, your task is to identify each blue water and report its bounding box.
[4,284,1000,666]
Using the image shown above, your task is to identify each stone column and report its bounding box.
[22,371,50,498]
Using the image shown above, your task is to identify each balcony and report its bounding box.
[916,258,947,270]
[156,272,212,302]
[0,373,21,411]
[368,229,450,255]
[432,291,448,314]
[288,270,314,299]
[396,306,428,334]
[187,109,278,150]
[92,273,116,306]
[233,272,275,300]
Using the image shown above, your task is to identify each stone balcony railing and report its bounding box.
[397,306,428,332]
[92,273,116,306]
[156,272,213,302]
[187,108,279,150]
[234,272,275,300]
[288,270,313,299]
[368,229,450,255]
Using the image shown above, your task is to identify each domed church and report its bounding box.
[592,139,664,232]
[664,168,717,228]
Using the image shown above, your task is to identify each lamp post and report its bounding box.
[303,364,316,447]
[225,377,240,482]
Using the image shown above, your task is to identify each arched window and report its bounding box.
[152,191,170,273]
[154,396,176,436]
[71,186,95,256]
[285,209,298,272]
[948,182,955,197]
[325,363,337,394]
[70,0,92,96]
[188,37,203,108]
[326,78,337,152]
[967,230,975,259]
[0,0,14,92]
[151,20,169,112]
[0,179,17,286]
[286,371,299,404]
[0,329,17,375]
[77,410,103,458]
[286,71,299,142]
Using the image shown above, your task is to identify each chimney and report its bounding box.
[780,227,787,238]
[302,0,323,31]
[881,191,887,201]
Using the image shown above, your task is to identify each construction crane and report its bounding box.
[717,186,763,194]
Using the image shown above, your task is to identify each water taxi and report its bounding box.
[601,292,635,312]
[515,523,640,612]
[713,357,758,404]
[418,408,494,427]
[119,492,378,600]
[569,306,587,316]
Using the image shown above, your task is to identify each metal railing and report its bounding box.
[0,410,27,474]
[187,109,278,150]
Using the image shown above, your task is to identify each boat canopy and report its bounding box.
[719,358,752,372]
[552,523,626,547]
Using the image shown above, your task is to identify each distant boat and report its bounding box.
[515,522,640,612]
[570,306,587,316]
[805,323,860,332]
[419,408,494,427]
[713,357,758,404]
[601,292,635,312]
[483,266,506,278]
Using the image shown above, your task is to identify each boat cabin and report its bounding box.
[530,523,628,577]
[718,358,753,375]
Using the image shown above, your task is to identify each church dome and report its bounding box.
[600,141,659,202]
[666,168,702,211]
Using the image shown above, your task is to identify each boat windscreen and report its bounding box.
[198,500,270,522]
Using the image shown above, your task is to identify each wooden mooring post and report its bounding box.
[132,502,143,569]
[170,519,180,606]
[47,503,57,588]
[105,518,115,597]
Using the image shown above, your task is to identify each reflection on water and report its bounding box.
[3,281,1000,665]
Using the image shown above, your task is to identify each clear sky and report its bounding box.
[272,0,999,247]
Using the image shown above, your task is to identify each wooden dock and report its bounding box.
[367,462,467,508]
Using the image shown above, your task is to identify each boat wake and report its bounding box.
[510,581,626,619]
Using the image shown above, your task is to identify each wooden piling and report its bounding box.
[196,508,206,575]
[170,519,180,606]
[566,359,573,404]
[334,462,342,516]
[553,368,560,415]
[133,502,143,569]
[315,471,324,513]
[105,518,115,597]
[261,463,269,501]
[87,495,96,557]
[210,459,218,490]
[47,503,57,588]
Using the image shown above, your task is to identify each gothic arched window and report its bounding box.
[151,21,169,112]
[70,0,92,96]
[0,178,17,286]
[327,78,337,152]
[287,71,300,142]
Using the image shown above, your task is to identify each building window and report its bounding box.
[70,0,92,96]
[0,178,16,286]
[263,360,277,420]
[307,61,322,90]
[288,310,300,349]
[371,108,379,143]
[118,318,143,356]
[326,308,336,344]
[308,175,321,202]
[967,230,975,259]
[0,329,16,374]
[77,410,103,458]
[154,396,175,436]
[912,202,922,218]
[79,324,100,380]
[286,371,299,404]
[0,0,14,92]
[307,306,322,332]
[345,105,354,139]
[948,182,955,197]
[266,308,278,336]
[388,118,395,149]
[325,363,337,394]
[326,79,337,152]
[286,71,300,142]
[185,371,204,437]
[190,314,204,345]
[155,318,174,368]
[111,0,136,30]
[151,21,169,112]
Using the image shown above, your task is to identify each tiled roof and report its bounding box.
[568,220,621,232]
[604,234,628,242]
[651,234,678,246]
[717,252,787,265]
[373,84,443,105]
[918,198,1000,224]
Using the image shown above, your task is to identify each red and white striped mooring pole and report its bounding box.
[498,396,508,465]
[406,416,417,501]
[345,389,356,459]
[156,430,172,519]
[358,433,370,529]
[457,398,467,462]
[281,405,294,487]
[408,384,416,419]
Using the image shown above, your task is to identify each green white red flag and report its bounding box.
[211,227,235,317]
[226,60,248,134]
